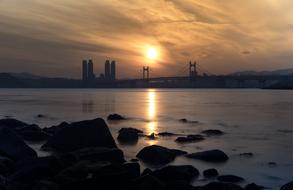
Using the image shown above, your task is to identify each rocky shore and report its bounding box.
[0,116,291,190]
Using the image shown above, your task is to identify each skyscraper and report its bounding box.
[82,60,88,82]
[105,60,110,80]
[88,59,94,80]
[110,60,116,80]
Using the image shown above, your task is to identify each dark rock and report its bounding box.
[186,149,229,163]
[142,168,152,176]
[152,165,199,182]
[118,128,139,142]
[137,145,187,165]
[0,128,37,161]
[66,147,125,164]
[176,135,205,143]
[245,183,264,190]
[119,127,143,134]
[201,129,224,136]
[203,168,219,178]
[0,119,29,130]
[30,180,59,190]
[9,156,64,184]
[146,133,156,140]
[43,122,69,135]
[107,114,126,121]
[157,132,177,137]
[133,174,165,190]
[165,180,198,190]
[42,118,117,152]
[201,182,243,190]
[281,181,293,190]
[217,175,244,183]
[240,153,253,157]
[18,130,50,142]
[179,118,188,123]
[0,156,14,175]
[37,114,45,118]
[130,158,139,162]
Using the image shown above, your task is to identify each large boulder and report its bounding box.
[137,145,187,165]
[0,128,37,161]
[186,149,229,163]
[217,175,244,183]
[65,147,125,164]
[43,122,69,135]
[117,128,142,143]
[281,181,293,190]
[42,118,117,152]
[152,165,199,182]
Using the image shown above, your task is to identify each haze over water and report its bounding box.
[1,88,293,189]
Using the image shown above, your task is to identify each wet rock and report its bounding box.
[66,147,125,164]
[118,128,140,142]
[152,165,199,182]
[201,129,224,136]
[42,118,117,152]
[107,114,126,121]
[175,135,205,143]
[0,128,37,161]
[30,180,59,190]
[19,130,50,142]
[130,158,139,162]
[179,118,198,124]
[43,122,69,135]
[245,183,265,190]
[217,175,244,183]
[186,149,229,163]
[281,181,293,190]
[146,133,156,140]
[37,114,45,118]
[201,182,243,190]
[203,168,219,178]
[137,145,187,165]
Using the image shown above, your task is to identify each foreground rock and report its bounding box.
[43,122,69,135]
[117,128,142,142]
[186,149,229,163]
[42,118,117,152]
[152,165,199,182]
[137,145,187,165]
[0,119,29,130]
[281,181,293,190]
[245,183,265,190]
[17,125,50,141]
[175,135,205,143]
[107,114,126,121]
[217,175,244,183]
[0,128,37,161]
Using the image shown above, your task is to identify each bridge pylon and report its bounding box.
[143,66,150,81]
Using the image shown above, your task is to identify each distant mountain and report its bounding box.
[8,72,45,79]
[231,68,293,76]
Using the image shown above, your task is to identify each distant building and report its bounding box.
[82,60,88,83]
[88,59,95,81]
[110,60,116,80]
[105,60,110,80]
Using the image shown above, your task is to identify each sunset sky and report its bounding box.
[1,0,293,78]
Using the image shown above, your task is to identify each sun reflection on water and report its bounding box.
[146,89,158,135]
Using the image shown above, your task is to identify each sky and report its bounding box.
[1,0,293,79]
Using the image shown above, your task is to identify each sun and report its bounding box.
[146,47,158,60]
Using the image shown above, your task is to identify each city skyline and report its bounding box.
[1,0,293,78]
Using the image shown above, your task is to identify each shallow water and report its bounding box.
[0,88,293,189]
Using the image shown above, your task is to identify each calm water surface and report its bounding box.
[0,88,293,189]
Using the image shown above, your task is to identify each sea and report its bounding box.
[0,88,293,189]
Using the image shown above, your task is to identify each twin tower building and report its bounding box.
[82,59,116,84]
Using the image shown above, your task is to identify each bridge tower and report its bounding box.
[189,61,197,79]
[143,66,150,81]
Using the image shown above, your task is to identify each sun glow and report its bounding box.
[146,47,158,60]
